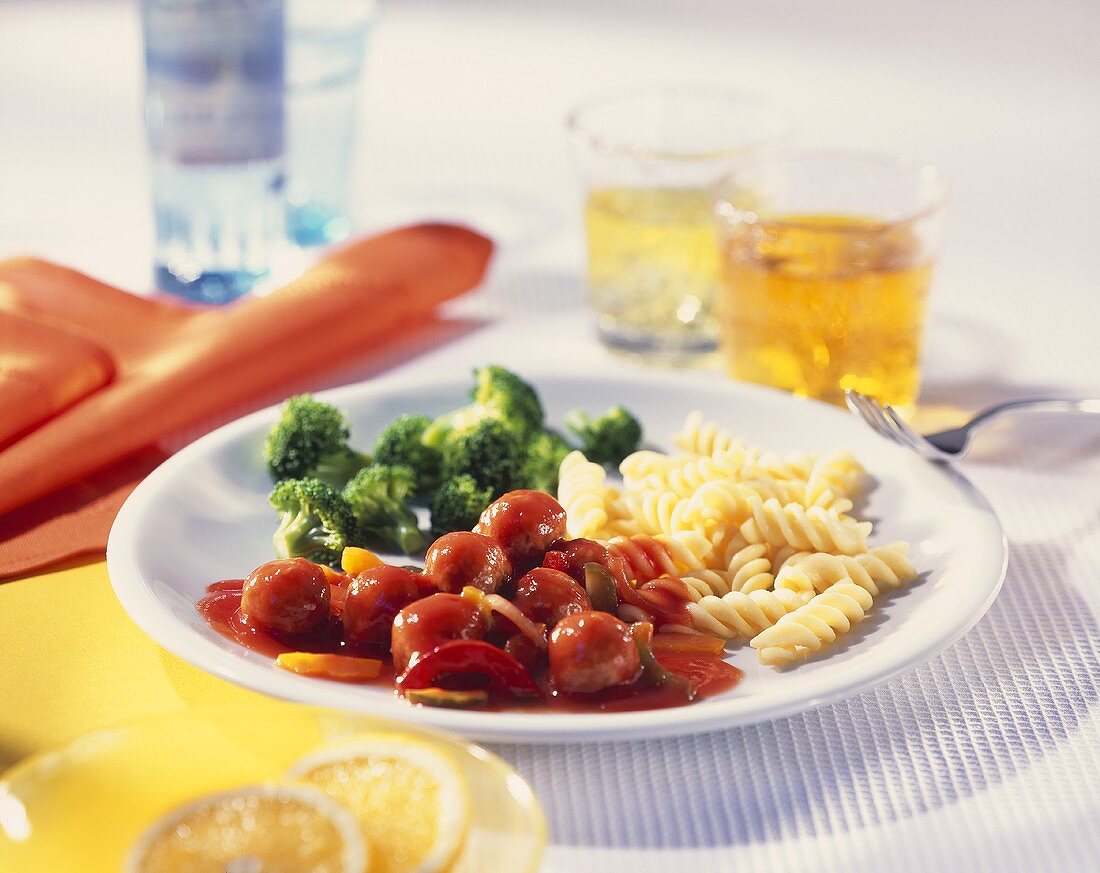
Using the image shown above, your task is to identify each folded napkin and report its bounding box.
[0,311,116,446]
[0,223,493,579]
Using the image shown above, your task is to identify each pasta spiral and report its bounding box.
[771,546,810,574]
[605,532,712,583]
[687,587,813,639]
[642,454,750,499]
[723,543,775,593]
[740,497,871,556]
[624,490,694,536]
[677,574,723,602]
[558,451,619,539]
[674,411,754,458]
[566,411,920,669]
[774,552,877,597]
[686,478,848,527]
[805,450,865,505]
[711,526,749,566]
[675,567,736,597]
[853,542,918,588]
[750,581,874,664]
[774,544,918,597]
[749,451,816,483]
[619,450,676,490]
[600,515,648,538]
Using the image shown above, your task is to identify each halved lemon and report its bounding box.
[125,784,368,873]
[288,734,470,873]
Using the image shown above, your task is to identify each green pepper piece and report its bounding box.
[584,562,619,613]
[630,622,694,697]
[405,687,491,708]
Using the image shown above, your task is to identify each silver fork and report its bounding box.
[844,390,1100,461]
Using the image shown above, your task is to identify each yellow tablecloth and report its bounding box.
[0,559,264,771]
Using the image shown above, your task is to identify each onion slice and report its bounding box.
[462,586,548,650]
[485,593,548,650]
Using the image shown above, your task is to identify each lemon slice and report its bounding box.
[288,734,470,873]
[125,784,368,873]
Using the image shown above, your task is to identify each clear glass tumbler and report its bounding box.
[285,0,379,247]
[142,0,286,304]
[712,150,946,408]
[567,86,789,362]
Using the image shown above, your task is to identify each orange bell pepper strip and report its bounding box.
[275,652,383,682]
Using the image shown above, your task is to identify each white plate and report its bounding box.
[107,372,1007,742]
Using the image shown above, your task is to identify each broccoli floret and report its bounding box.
[565,405,643,466]
[439,418,522,494]
[474,365,544,434]
[422,366,544,448]
[264,395,370,487]
[342,464,426,555]
[269,478,354,566]
[429,475,495,536]
[373,413,441,494]
[517,429,572,493]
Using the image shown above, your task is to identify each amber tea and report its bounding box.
[714,151,945,408]
[717,214,932,407]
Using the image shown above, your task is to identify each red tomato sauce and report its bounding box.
[197,580,742,713]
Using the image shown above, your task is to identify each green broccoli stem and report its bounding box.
[563,410,591,433]
[392,519,427,555]
[359,516,426,556]
[273,508,315,559]
[421,408,481,449]
[312,449,371,489]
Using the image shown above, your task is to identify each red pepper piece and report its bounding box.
[397,639,540,697]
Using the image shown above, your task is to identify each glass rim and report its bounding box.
[712,148,948,230]
[566,83,792,162]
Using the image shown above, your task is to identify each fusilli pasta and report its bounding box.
[674,411,752,457]
[558,451,618,539]
[774,544,918,597]
[804,450,865,505]
[558,411,920,669]
[723,542,775,593]
[687,587,814,639]
[605,532,712,583]
[624,490,695,536]
[750,581,875,664]
[686,478,850,528]
[740,497,871,555]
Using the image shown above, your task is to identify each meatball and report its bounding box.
[511,567,591,627]
[342,565,429,647]
[241,557,330,635]
[548,611,642,694]
[543,537,630,588]
[391,593,488,674]
[422,531,512,594]
[475,490,567,567]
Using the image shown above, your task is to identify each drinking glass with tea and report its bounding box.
[567,86,789,363]
[712,150,945,409]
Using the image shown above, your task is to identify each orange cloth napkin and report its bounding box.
[0,311,116,446]
[0,223,493,579]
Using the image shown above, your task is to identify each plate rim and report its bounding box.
[107,371,1009,742]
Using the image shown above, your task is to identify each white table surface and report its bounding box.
[3,1,1099,871]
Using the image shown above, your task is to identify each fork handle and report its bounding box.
[971,397,1100,429]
